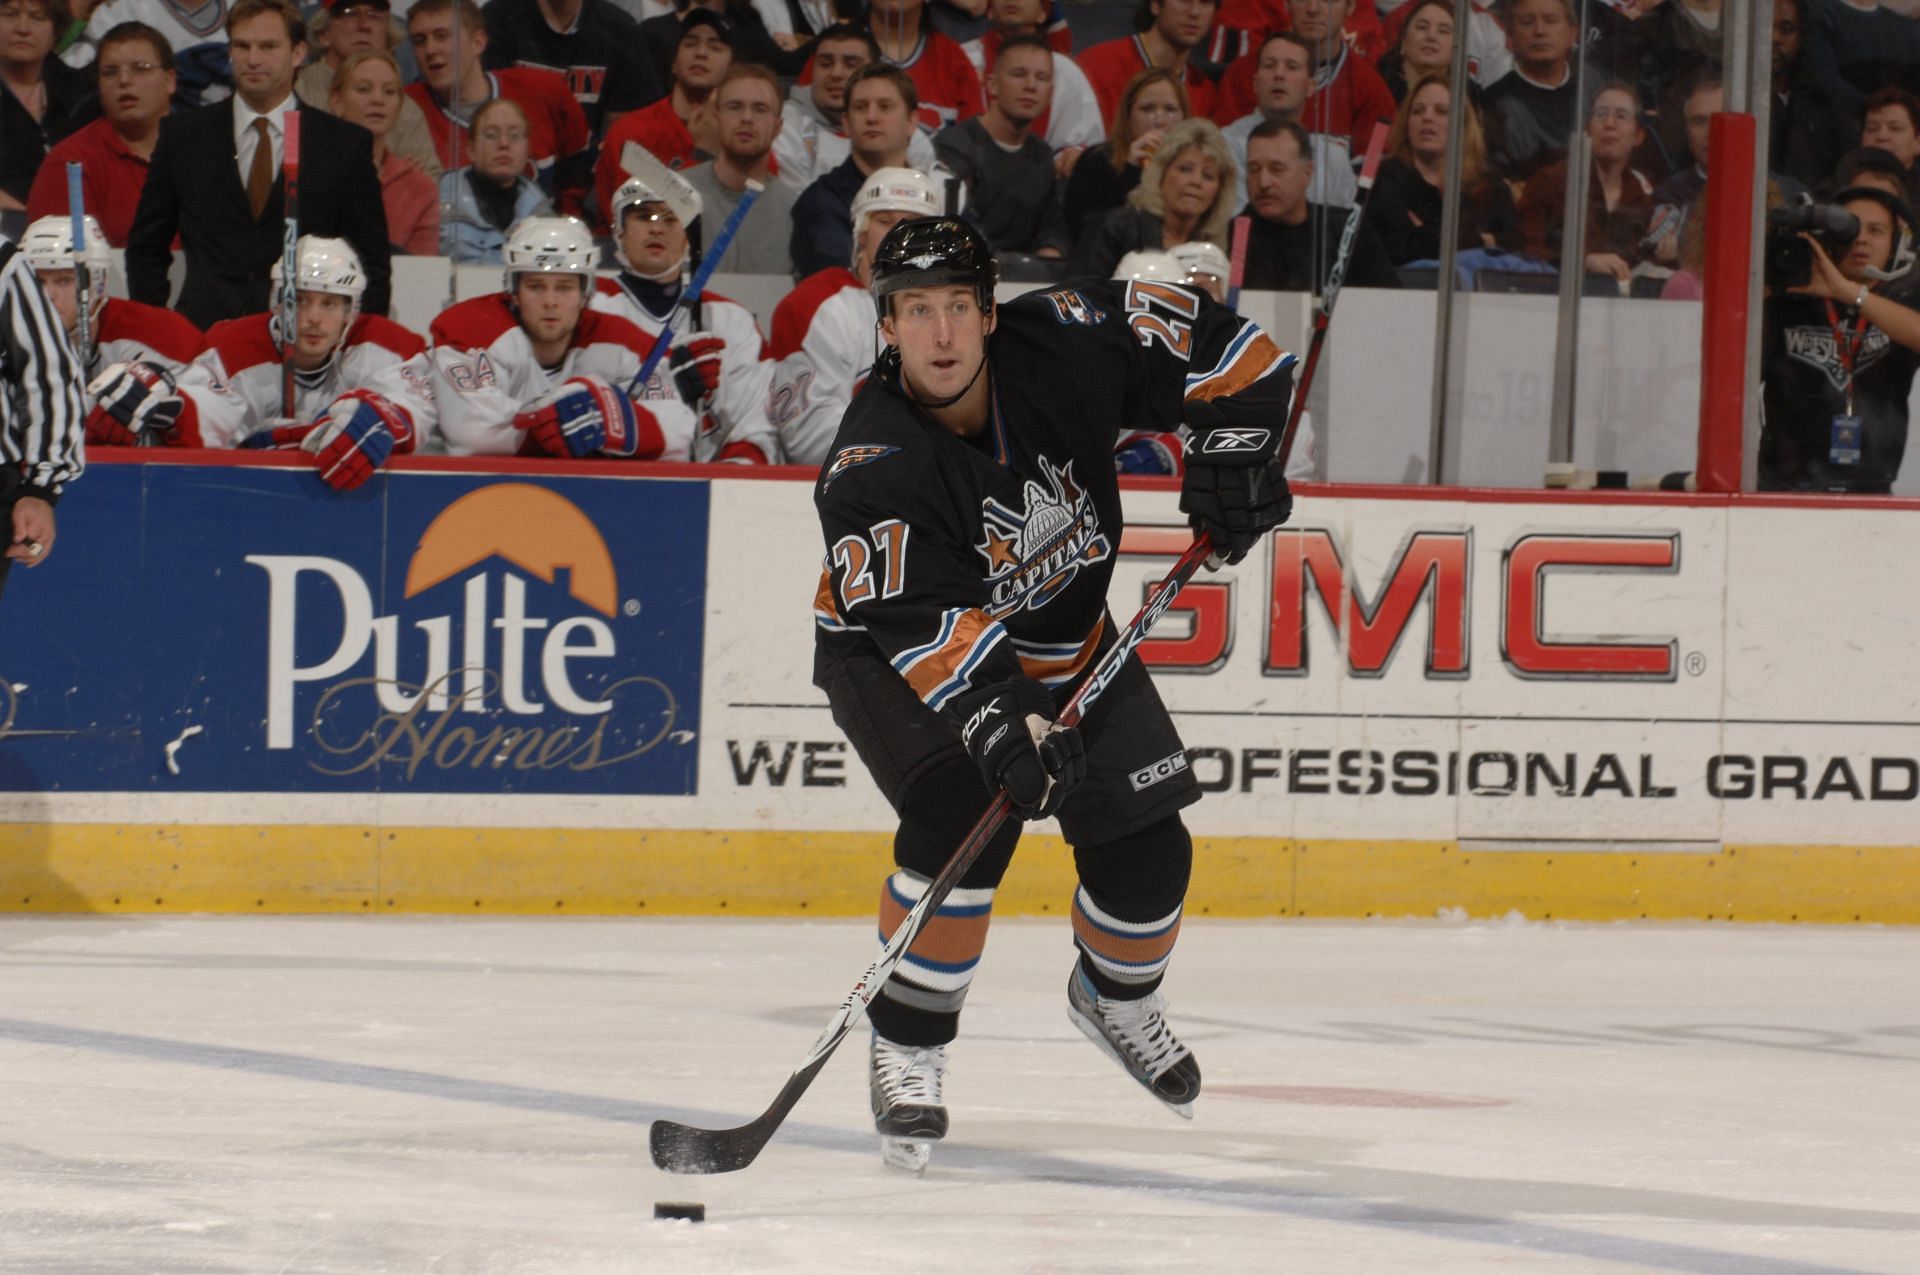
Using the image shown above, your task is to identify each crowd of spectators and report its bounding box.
[2,0,1919,490]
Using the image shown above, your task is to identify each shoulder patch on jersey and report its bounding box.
[821,444,900,491]
[1037,287,1108,327]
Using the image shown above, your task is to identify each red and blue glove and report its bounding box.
[668,337,726,410]
[513,375,662,459]
[1114,430,1184,476]
[306,390,416,491]
[85,361,183,447]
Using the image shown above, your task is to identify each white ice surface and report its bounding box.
[1,916,1916,1274]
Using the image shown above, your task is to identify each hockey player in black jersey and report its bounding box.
[812,217,1295,1174]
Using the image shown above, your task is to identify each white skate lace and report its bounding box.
[1098,992,1186,1079]
[874,1039,947,1106]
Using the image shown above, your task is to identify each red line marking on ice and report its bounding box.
[1211,1085,1509,1109]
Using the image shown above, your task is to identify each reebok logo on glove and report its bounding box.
[1195,428,1272,456]
[961,700,1001,746]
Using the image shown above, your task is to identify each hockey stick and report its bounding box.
[65,164,92,373]
[1278,121,1386,467]
[649,532,1217,1175]
[1226,214,1250,311]
[280,111,302,422]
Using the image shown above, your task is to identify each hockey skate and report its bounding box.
[1067,967,1201,1118]
[870,1033,949,1175]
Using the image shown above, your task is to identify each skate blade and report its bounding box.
[1068,1005,1196,1121]
[880,1136,933,1176]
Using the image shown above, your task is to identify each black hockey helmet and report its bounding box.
[871,216,998,320]
[1829,184,1919,282]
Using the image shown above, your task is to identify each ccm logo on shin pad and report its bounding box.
[1129,751,1190,792]
[1196,429,1271,456]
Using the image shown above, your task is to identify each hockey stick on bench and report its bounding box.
[649,532,1219,1175]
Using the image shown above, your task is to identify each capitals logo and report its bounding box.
[821,444,899,491]
[1783,322,1894,391]
[974,458,1111,617]
[1041,288,1108,327]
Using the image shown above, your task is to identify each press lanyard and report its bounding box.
[1824,299,1870,416]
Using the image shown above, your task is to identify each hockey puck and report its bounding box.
[653,1201,705,1222]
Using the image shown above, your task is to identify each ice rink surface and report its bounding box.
[1,915,1916,1275]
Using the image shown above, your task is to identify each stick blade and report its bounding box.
[650,1117,772,1175]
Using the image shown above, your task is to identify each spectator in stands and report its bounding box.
[1078,0,1217,130]
[1646,72,1721,268]
[868,0,981,134]
[1617,0,1721,142]
[24,19,168,245]
[1222,33,1357,214]
[1213,0,1396,148]
[1062,66,1186,243]
[1762,185,1920,492]
[440,97,553,262]
[331,51,438,255]
[1834,146,1913,202]
[1516,83,1654,286]
[595,8,729,221]
[1799,0,1920,118]
[791,63,940,277]
[1381,0,1513,89]
[1481,0,1598,183]
[1,0,94,224]
[773,23,940,194]
[406,0,591,207]
[18,214,203,453]
[295,0,441,180]
[482,0,662,140]
[935,34,1069,257]
[682,63,795,274]
[127,0,391,328]
[61,0,232,107]
[641,0,791,85]
[1238,117,1399,291]
[1771,0,1857,193]
[959,0,1105,164]
[1067,116,1235,280]
[770,165,941,465]
[1861,87,1920,207]
[1377,0,1454,104]
[1365,71,1518,267]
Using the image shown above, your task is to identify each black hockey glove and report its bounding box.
[1181,406,1293,566]
[952,677,1087,819]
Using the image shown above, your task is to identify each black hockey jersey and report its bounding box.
[813,279,1295,718]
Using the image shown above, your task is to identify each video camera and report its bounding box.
[1765,203,1859,290]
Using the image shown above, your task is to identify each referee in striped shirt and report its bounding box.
[0,230,85,603]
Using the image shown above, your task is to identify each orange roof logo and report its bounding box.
[404,483,619,617]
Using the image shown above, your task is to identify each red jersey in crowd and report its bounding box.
[595,97,697,225]
[406,67,589,186]
[1078,36,1217,133]
[1207,0,1387,63]
[888,27,984,133]
[1211,40,1394,147]
[25,120,155,248]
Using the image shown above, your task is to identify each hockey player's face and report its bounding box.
[1840,200,1896,281]
[811,37,870,114]
[884,286,992,405]
[33,269,78,335]
[1254,40,1311,116]
[293,292,353,366]
[620,205,688,275]
[228,12,305,108]
[1864,105,1920,167]
[1159,146,1221,222]
[856,209,918,278]
[1150,0,1214,54]
[515,274,587,345]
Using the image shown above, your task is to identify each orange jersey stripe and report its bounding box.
[880,888,994,969]
[1185,332,1286,403]
[1017,621,1105,685]
[900,608,1002,704]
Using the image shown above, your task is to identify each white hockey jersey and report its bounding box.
[174,313,436,450]
[86,296,205,382]
[590,277,776,464]
[956,40,1105,153]
[766,265,873,467]
[428,292,693,460]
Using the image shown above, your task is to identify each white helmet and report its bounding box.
[269,236,366,355]
[1168,240,1231,288]
[851,167,941,250]
[609,172,702,273]
[502,215,598,293]
[1112,249,1188,284]
[22,213,111,301]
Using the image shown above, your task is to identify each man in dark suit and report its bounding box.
[125,0,390,330]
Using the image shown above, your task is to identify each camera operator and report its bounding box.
[1761,186,1920,494]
